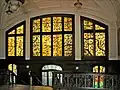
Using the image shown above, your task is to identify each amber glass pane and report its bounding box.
[8,30,15,35]
[53,17,62,32]
[95,24,105,30]
[16,36,23,56]
[42,35,51,56]
[33,19,40,32]
[84,33,94,56]
[84,20,93,30]
[42,17,51,32]
[100,66,105,73]
[53,35,62,56]
[64,17,72,31]
[33,35,40,56]
[95,33,105,56]
[16,25,23,34]
[64,34,72,56]
[93,66,98,73]
[8,37,15,56]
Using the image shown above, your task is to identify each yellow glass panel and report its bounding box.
[8,64,12,71]
[33,35,40,56]
[93,66,98,73]
[53,17,62,32]
[100,66,105,73]
[42,35,51,56]
[8,37,15,56]
[16,36,23,56]
[13,64,17,75]
[64,17,72,31]
[84,20,93,30]
[42,17,51,32]
[84,33,94,56]
[16,25,23,34]
[95,33,105,56]
[64,34,72,56]
[95,24,105,30]
[33,19,40,32]
[53,35,62,56]
[8,30,15,35]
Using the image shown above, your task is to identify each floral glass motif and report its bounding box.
[8,37,15,56]
[53,17,62,32]
[93,66,105,88]
[84,20,93,30]
[84,33,94,56]
[53,35,62,56]
[16,25,23,34]
[64,34,72,56]
[8,30,15,35]
[42,35,51,56]
[95,24,105,30]
[33,35,40,56]
[95,33,105,56]
[42,17,51,32]
[33,19,40,32]
[64,17,72,31]
[16,36,23,56]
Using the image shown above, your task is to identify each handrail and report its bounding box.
[32,73,44,86]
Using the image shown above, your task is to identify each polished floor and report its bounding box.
[0,85,53,90]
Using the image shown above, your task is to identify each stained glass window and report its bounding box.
[81,16,108,59]
[93,66,105,88]
[6,21,25,57]
[31,14,74,57]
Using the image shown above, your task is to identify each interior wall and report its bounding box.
[0,4,118,60]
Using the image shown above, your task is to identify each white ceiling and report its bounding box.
[0,0,120,29]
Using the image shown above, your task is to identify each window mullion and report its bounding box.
[62,16,64,56]
[93,22,96,56]
[40,18,42,56]
[51,17,53,56]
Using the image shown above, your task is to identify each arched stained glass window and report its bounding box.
[93,66,105,88]
[8,64,17,84]
[6,21,25,58]
[42,65,62,86]
[81,16,108,60]
[30,14,74,58]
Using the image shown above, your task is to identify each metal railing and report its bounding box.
[53,72,120,90]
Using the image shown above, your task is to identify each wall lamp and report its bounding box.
[5,0,25,15]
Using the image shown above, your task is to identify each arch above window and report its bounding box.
[42,65,62,71]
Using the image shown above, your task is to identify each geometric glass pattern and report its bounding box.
[42,65,62,86]
[6,21,25,57]
[31,14,74,57]
[93,66,105,88]
[81,16,108,59]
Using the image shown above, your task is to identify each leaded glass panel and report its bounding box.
[16,36,23,56]
[16,25,24,34]
[84,33,94,56]
[8,30,15,35]
[53,34,62,56]
[8,37,15,56]
[95,24,105,30]
[53,17,62,32]
[64,34,72,56]
[33,35,40,56]
[84,20,93,30]
[42,17,51,32]
[42,35,51,56]
[64,17,72,31]
[95,33,105,56]
[33,19,40,32]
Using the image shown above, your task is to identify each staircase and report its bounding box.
[0,84,53,90]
